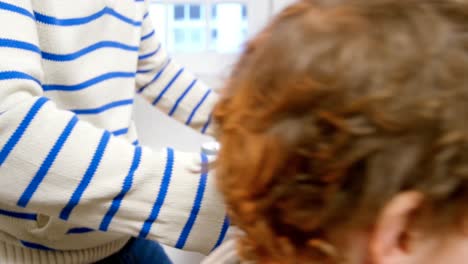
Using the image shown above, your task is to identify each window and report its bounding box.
[149,0,270,87]
[174,5,185,20]
[211,29,218,39]
[149,1,268,54]
[189,4,201,19]
[210,3,248,52]
[211,5,217,19]
[165,3,207,52]
[173,28,185,43]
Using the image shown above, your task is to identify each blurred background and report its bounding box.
[134,0,295,263]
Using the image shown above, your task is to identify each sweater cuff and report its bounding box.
[108,147,227,254]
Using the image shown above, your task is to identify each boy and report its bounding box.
[208,0,468,263]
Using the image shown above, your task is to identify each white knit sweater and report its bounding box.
[0,0,228,263]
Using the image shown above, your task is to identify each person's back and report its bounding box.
[208,0,468,263]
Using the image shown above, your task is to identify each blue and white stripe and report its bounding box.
[0,0,221,257]
[138,148,174,238]
[99,146,142,231]
[175,153,209,249]
[59,131,111,220]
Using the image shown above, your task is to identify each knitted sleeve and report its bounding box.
[135,1,217,135]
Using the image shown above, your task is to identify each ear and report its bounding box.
[369,191,424,264]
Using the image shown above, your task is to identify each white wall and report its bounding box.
[271,0,296,13]
[134,96,212,151]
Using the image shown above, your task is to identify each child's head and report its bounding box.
[213,0,468,263]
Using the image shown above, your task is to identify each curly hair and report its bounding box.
[213,0,468,263]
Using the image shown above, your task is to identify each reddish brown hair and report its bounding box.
[214,0,468,263]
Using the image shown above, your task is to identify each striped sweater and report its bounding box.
[0,0,228,263]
